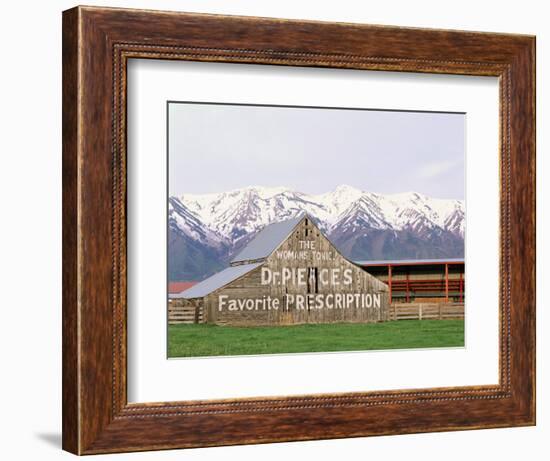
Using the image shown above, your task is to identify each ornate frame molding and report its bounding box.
[63,6,535,454]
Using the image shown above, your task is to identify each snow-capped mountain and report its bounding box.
[168,185,465,281]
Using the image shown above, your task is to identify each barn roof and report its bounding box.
[230,215,304,264]
[355,258,465,266]
[169,262,262,299]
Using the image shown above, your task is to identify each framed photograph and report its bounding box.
[62,6,535,455]
[166,102,466,358]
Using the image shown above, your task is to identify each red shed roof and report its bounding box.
[168,281,198,294]
[355,258,464,267]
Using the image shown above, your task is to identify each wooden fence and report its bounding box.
[168,301,204,324]
[169,300,464,325]
[389,302,464,321]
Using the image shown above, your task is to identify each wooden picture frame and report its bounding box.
[62,5,536,455]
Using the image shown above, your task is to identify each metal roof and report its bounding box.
[170,262,262,299]
[230,215,304,264]
[355,258,465,266]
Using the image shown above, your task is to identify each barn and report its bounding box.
[169,214,390,326]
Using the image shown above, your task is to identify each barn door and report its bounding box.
[307,267,318,312]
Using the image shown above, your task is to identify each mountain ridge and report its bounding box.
[168,185,464,282]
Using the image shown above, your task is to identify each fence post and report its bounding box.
[445,263,449,302]
[419,304,423,320]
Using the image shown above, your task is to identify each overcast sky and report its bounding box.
[168,102,465,199]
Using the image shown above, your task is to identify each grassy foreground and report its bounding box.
[168,320,464,358]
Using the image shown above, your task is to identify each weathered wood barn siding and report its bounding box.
[172,216,389,326]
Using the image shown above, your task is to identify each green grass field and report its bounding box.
[168,320,464,358]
